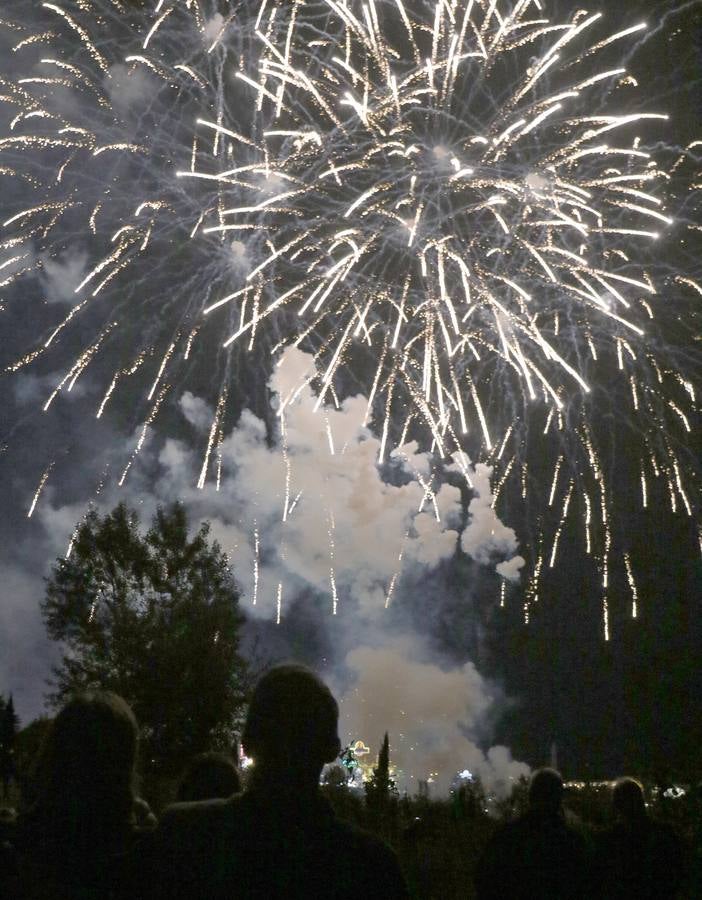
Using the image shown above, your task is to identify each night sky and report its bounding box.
[0,0,700,788]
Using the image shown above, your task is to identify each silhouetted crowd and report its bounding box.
[476,769,687,899]
[0,665,690,899]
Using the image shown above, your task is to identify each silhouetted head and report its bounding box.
[612,777,647,824]
[38,691,138,823]
[528,768,564,813]
[242,665,341,784]
[177,751,241,802]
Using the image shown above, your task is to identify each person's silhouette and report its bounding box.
[10,690,154,899]
[475,767,589,900]
[152,664,409,899]
[176,751,241,803]
[595,777,688,899]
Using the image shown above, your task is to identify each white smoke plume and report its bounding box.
[337,638,530,796]
[179,347,523,612]
[104,63,157,114]
[203,14,227,47]
[35,348,527,791]
[39,249,89,305]
[460,463,525,580]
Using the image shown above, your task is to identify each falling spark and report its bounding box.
[385,530,409,609]
[252,521,260,606]
[117,383,169,486]
[549,479,574,568]
[197,388,228,490]
[624,553,638,618]
[549,456,563,507]
[27,462,53,518]
[65,525,79,559]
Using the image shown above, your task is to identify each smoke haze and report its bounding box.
[28,348,528,792]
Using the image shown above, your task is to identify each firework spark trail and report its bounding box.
[206,0,697,636]
[624,551,638,618]
[65,463,110,557]
[27,460,53,518]
[252,519,260,607]
[327,506,339,615]
[2,0,290,449]
[0,1,700,637]
[117,382,170,487]
[385,530,409,609]
[197,386,228,490]
[549,478,573,569]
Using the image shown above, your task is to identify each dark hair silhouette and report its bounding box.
[177,751,241,802]
[36,690,138,826]
[612,777,647,823]
[595,777,688,899]
[242,664,341,777]
[476,766,589,900]
[528,767,564,812]
[11,692,145,898]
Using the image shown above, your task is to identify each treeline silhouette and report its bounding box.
[0,669,698,899]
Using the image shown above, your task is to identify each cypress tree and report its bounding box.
[0,695,19,798]
[365,732,396,811]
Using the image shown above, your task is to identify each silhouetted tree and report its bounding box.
[365,732,397,812]
[0,695,19,798]
[453,777,489,822]
[42,502,248,777]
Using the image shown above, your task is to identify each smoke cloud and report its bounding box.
[105,63,158,114]
[203,14,226,47]
[39,249,88,304]
[460,463,525,581]
[337,638,530,795]
[33,348,527,791]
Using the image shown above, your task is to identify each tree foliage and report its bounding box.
[323,763,351,789]
[43,502,247,775]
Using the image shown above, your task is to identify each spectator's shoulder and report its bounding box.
[149,795,244,899]
[331,818,409,897]
[156,798,242,851]
[159,794,236,839]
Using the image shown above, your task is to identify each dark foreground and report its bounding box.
[1,775,700,899]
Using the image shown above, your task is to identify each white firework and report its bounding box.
[1,1,699,637]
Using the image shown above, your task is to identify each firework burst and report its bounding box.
[1,1,700,637]
[1,0,289,444]
[195,0,700,635]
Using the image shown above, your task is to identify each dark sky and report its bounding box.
[0,0,700,783]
